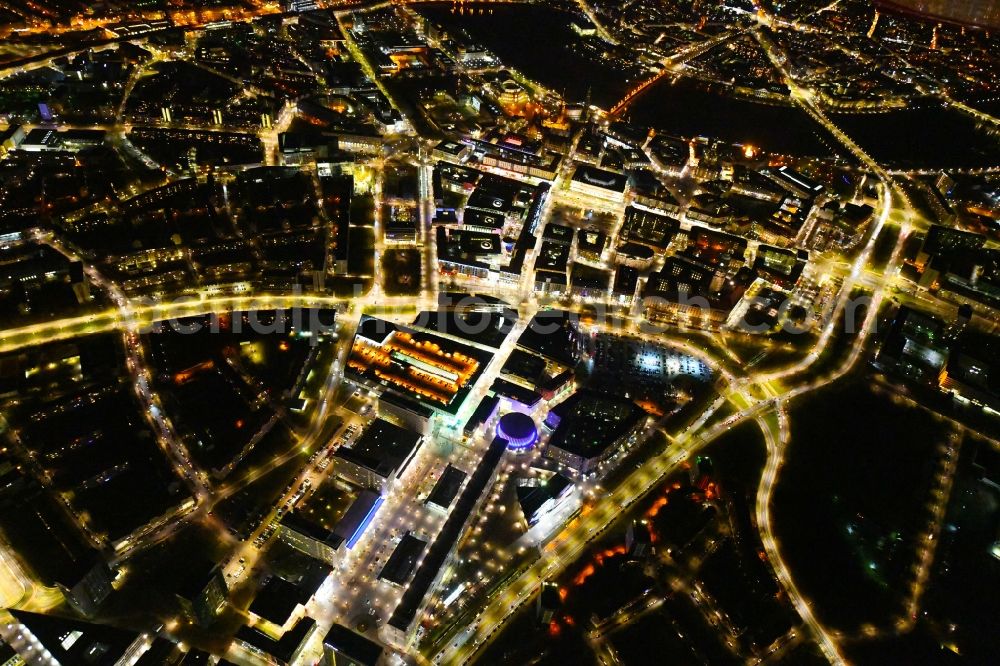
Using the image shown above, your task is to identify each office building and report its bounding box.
[332,418,423,492]
[568,165,628,203]
[323,624,383,666]
[543,390,646,475]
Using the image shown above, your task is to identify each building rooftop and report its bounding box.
[516,473,573,525]
[175,558,223,601]
[613,265,639,297]
[546,389,646,461]
[571,164,628,193]
[427,464,468,510]
[379,532,428,586]
[249,576,307,626]
[10,610,143,665]
[464,394,500,435]
[434,140,468,157]
[571,263,611,291]
[516,310,581,367]
[490,377,542,409]
[280,509,345,549]
[497,411,539,450]
[136,639,202,665]
[333,489,384,549]
[543,223,574,244]
[500,348,548,385]
[620,206,680,251]
[352,418,422,471]
[577,228,608,254]
[753,245,808,288]
[463,207,506,231]
[323,624,383,666]
[348,317,492,414]
[467,182,517,216]
[236,617,315,665]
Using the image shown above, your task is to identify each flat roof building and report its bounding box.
[516,310,582,367]
[347,316,492,415]
[620,205,680,251]
[249,576,308,628]
[577,228,607,259]
[323,624,383,666]
[379,532,428,587]
[766,165,824,198]
[9,610,151,665]
[543,390,647,475]
[516,473,573,527]
[426,464,467,511]
[490,377,542,409]
[612,265,639,304]
[462,207,506,233]
[463,394,500,437]
[277,510,345,565]
[642,256,754,328]
[332,418,423,492]
[569,165,628,202]
[236,618,317,666]
[333,489,384,550]
[753,245,808,289]
[378,391,434,436]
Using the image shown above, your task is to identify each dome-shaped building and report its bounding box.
[496,412,538,451]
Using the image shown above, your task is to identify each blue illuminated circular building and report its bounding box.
[496,412,538,451]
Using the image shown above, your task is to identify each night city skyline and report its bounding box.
[0,0,998,665]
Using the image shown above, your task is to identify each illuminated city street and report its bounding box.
[0,0,998,665]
